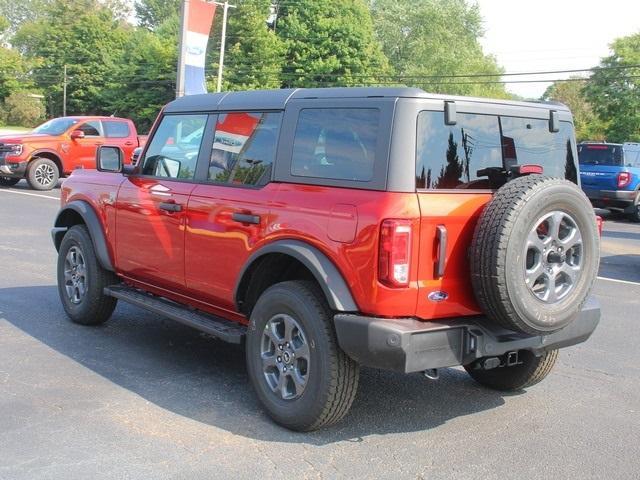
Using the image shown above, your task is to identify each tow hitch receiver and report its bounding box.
[423,368,439,380]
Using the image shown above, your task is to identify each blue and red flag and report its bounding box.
[184,0,216,96]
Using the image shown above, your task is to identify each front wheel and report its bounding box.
[57,224,118,325]
[245,280,359,431]
[0,176,20,187]
[27,157,59,190]
[464,349,558,391]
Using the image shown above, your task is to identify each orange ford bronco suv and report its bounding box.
[52,88,601,431]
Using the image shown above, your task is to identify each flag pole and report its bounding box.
[176,0,190,98]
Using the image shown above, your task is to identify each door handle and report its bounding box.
[435,225,447,278]
[232,212,260,224]
[159,201,182,213]
[124,141,134,146]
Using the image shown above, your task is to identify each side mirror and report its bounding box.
[96,145,123,173]
[70,129,85,140]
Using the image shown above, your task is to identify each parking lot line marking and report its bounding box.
[597,276,640,286]
[0,189,59,201]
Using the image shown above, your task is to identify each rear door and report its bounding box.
[103,120,137,163]
[578,144,624,192]
[414,107,579,320]
[185,111,282,312]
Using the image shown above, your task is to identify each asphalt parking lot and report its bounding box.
[1,181,639,479]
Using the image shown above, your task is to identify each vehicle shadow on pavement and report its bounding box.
[1,285,509,445]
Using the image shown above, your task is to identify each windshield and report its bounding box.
[578,144,623,166]
[32,118,79,136]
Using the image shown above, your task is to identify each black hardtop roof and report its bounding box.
[164,87,569,113]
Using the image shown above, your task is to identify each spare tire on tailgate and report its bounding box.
[470,175,599,335]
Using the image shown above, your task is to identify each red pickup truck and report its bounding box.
[0,116,145,190]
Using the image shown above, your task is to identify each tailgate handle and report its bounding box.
[435,225,447,278]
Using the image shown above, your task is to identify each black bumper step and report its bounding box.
[104,285,246,344]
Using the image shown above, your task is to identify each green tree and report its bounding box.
[0,0,51,39]
[276,0,391,87]
[584,32,640,143]
[370,0,507,98]
[13,0,130,117]
[542,79,607,141]
[0,45,32,100]
[219,0,285,91]
[103,17,179,131]
[135,0,180,30]
[2,92,45,127]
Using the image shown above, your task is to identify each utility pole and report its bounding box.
[214,1,236,93]
[62,65,67,117]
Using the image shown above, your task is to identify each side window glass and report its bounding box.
[208,112,282,186]
[103,121,131,138]
[291,108,379,182]
[141,114,208,180]
[77,121,102,137]
[416,112,502,189]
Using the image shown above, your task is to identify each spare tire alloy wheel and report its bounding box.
[471,176,599,336]
[525,211,583,303]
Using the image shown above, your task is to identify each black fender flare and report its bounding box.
[52,200,114,271]
[235,240,358,312]
[30,149,64,170]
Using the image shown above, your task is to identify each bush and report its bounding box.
[2,92,45,127]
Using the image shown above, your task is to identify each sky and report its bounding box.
[475,0,640,99]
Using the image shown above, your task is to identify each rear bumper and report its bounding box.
[584,188,636,208]
[334,297,600,373]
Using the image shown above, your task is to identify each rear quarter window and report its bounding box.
[291,108,379,182]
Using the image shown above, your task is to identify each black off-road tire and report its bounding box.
[0,176,20,186]
[471,175,600,335]
[57,225,118,325]
[246,280,360,431]
[465,349,559,391]
[27,157,59,190]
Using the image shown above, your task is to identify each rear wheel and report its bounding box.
[245,280,359,431]
[57,224,118,325]
[628,192,640,223]
[27,157,59,190]
[0,176,20,186]
[465,349,559,391]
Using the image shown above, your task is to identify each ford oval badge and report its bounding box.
[428,291,448,302]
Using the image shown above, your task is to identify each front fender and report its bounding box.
[52,200,114,271]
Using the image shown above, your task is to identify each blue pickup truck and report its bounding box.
[579,142,640,222]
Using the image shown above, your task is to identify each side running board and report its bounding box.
[104,285,246,344]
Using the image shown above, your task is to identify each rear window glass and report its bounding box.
[104,120,131,138]
[578,144,623,166]
[416,112,578,189]
[291,108,379,182]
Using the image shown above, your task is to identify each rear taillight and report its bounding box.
[617,171,631,188]
[595,215,603,236]
[378,219,412,287]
